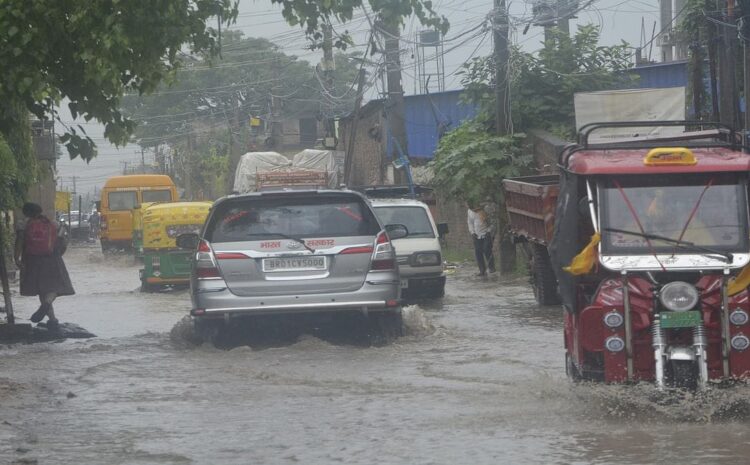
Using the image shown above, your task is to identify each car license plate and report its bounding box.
[660,311,702,328]
[262,256,327,273]
[400,279,409,288]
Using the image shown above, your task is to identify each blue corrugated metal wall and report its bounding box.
[399,90,478,159]
[627,61,689,88]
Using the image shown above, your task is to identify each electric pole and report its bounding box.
[382,20,409,185]
[344,68,367,185]
[141,147,146,173]
[322,23,336,146]
[719,0,739,128]
[493,0,516,273]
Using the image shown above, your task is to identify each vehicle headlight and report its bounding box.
[412,252,441,266]
[603,311,624,328]
[731,334,750,351]
[730,309,750,326]
[605,336,625,352]
[659,281,699,312]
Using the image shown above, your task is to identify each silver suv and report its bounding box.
[177,190,406,343]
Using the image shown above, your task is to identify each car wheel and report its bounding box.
[194,319,223,345]
[368,310,403,345]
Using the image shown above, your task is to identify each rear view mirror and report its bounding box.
[386,224,409,240]
[176,233,200,250]
[437,223,449,237]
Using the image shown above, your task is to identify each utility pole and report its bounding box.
[322,23,336,146]
[382,20,409,185]
[271,57,284,149]
[719,0,739,128]
[494,0,516,273]
[344,68,367,186]
[141,147,146,173]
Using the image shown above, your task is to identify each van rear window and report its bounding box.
[142,190,172,202]
[108,191,137,211]
[207,196,381,243]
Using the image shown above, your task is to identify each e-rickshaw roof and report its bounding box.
[560,121,750,176]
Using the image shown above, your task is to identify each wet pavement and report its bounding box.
[2,245,750,464]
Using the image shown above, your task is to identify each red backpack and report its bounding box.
[24,217,57,256]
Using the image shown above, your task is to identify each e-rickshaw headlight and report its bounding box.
[605,336,625,352]
[730,309,750,326]
[659,281,699,312]
[731,334,750,351]
[603,311,624,328]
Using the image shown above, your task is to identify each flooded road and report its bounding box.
[3,246,750,464]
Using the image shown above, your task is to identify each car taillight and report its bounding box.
[370,231,395,271]
[340,246,375,255]
[196,239,222,280]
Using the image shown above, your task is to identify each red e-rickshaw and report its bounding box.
[504,121,750,389]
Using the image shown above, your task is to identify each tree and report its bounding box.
[459,25,633,138]
[0,0,446,210]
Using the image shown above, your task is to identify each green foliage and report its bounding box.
[429,122,531,206]
[0,98,35,210]
[121,33,360,148]
[272,0,448,40]
[0,0,240,162]
[458,25,633,137]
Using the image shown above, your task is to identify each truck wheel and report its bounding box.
[368,310,403,345]
[531,244,561,306]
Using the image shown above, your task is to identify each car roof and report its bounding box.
[370,198,429,208]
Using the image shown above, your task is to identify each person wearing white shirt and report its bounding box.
[467,204,496,276]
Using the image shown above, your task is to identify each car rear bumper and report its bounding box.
[192,277,401,318]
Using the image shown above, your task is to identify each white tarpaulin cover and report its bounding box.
[233,152,291,193]
[574,87,686,143]
[292,149,339,188]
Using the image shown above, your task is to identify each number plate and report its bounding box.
[660,311,703,328]
[400,279,409,289]
[262,256,327,273]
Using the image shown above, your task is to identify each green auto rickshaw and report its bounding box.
[139,201,212,292]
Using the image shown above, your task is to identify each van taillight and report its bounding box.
[196,240,222,279]
[100,215,107,230]
[370,231,395,271]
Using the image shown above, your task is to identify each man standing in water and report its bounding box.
[14,203,75,333]
[467,202,496,276]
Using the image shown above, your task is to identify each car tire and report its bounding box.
[194,319,223,346]
[531,244,561,306]
[368,310,403,345]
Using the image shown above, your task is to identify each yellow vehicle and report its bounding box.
[131,202,156,260]
[139,201,212,291]
[99,175,177,252]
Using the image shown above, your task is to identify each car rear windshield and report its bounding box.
[374,206,435,238]
[142,189,173,203]
[207,196,381,243]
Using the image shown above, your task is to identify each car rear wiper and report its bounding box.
[604,228,733,263]
[246,233,316,253]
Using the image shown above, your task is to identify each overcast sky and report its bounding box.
[56,0,661,198]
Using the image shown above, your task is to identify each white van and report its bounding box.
[371,198,446,299]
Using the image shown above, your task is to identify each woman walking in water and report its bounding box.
[14,202,74,333]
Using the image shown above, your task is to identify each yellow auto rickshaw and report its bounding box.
[139,201,212,292]
[132,202,156,261]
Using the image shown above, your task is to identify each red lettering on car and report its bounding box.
[260,241,281,248]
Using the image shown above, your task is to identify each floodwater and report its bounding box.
[3,246,750,465]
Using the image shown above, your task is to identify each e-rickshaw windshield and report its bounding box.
[599,173,750,255]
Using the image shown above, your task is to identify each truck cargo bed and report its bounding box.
[502,174,560,245]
